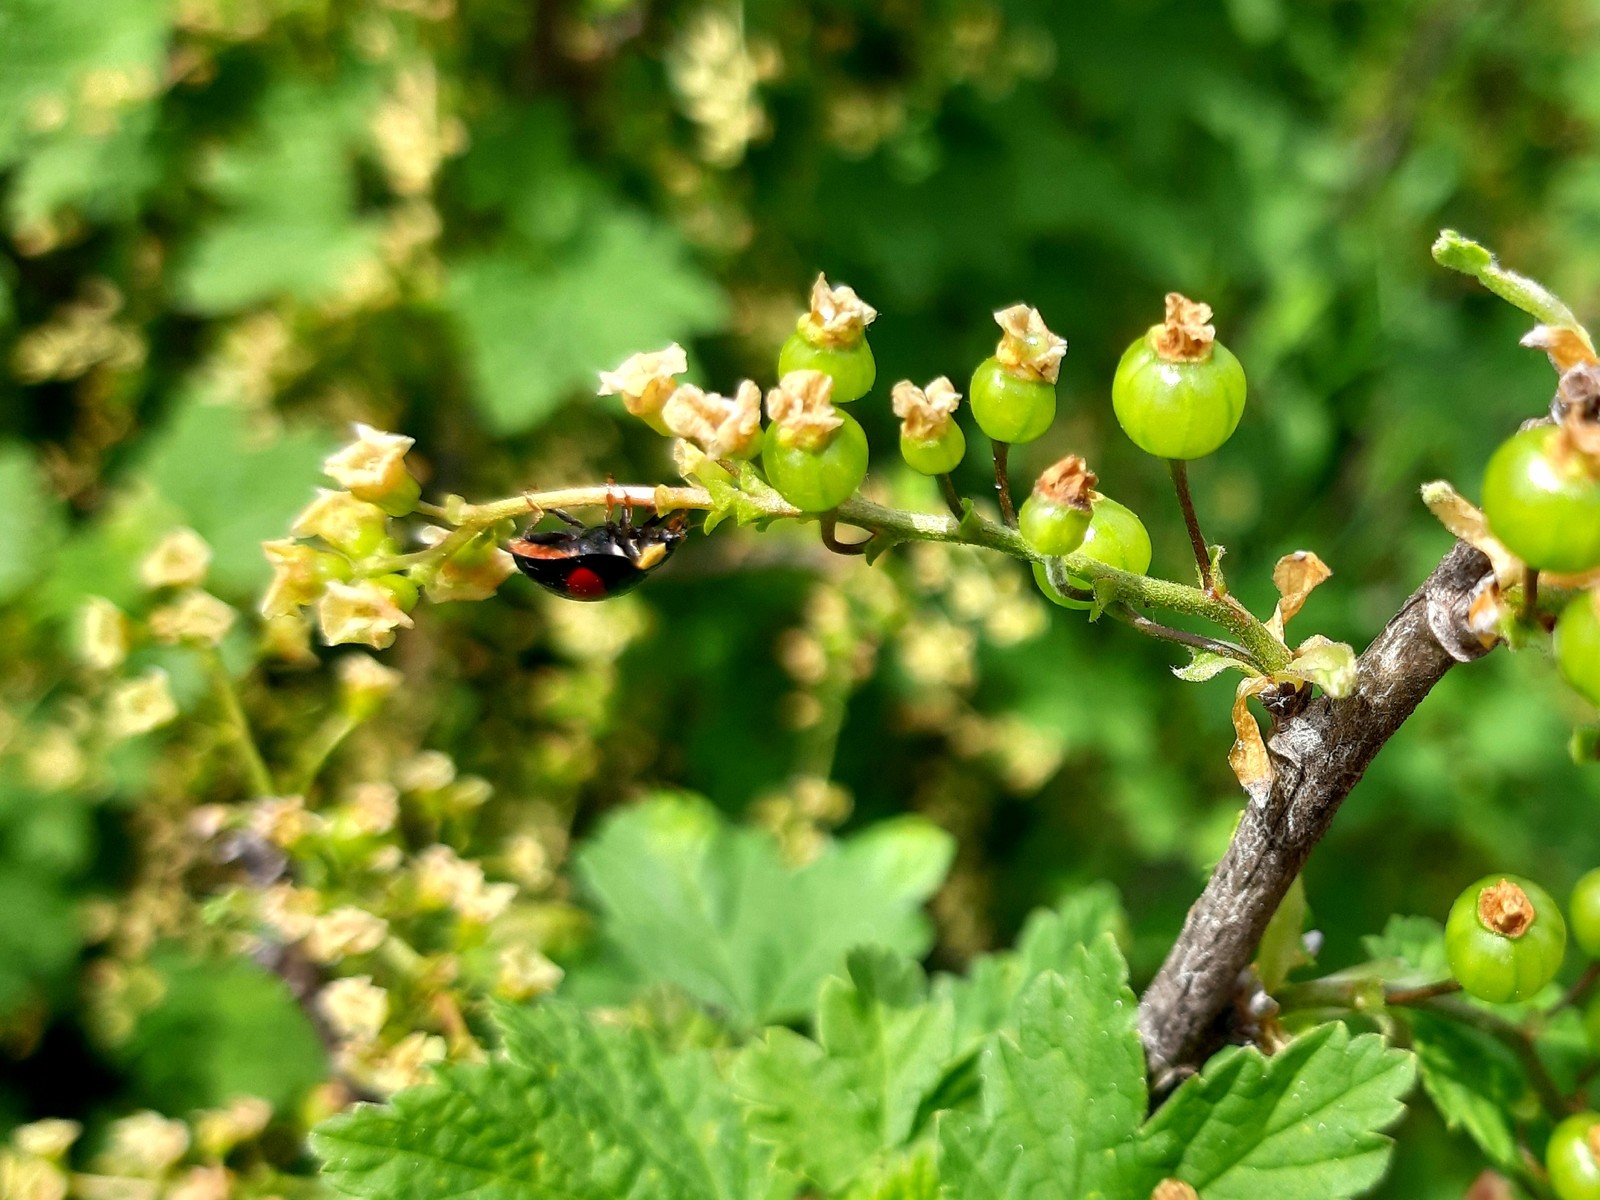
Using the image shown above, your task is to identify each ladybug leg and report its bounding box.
[549,509,586,529]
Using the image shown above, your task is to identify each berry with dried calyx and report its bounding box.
[1112,292,1247,461]
[892,377,966,475]
[1547,1112,1600,1200]
[969,304,1066,444]
[1482,424,1600,573]
[1445,874,1566,1003]
[777,274,878,403]
[1032,495,1153,610]
[760,370,870,512]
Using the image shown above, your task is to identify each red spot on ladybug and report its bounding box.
[565,566,606,599]
[508,504,688,602]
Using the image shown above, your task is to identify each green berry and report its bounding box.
[899,424,966,476]
[1560,597,1600,707]
[1547,1112,1600,1200]
[969,357,1056,444]
[1032,496,1152,610]
[375,573,420,613]
[1019,494,1092,557]
[1482,425,1600,573]
[1445,874,1566,1003]
[761,413,870,512]
[1572,868,1600,958]
[778,333,876,403]
[1111,336,1246,460]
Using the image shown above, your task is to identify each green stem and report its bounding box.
[205,649,275,798]
[1432,230,1595,346]
[937,473,965,519]
[292,712,360,794]
[991,441,1017,527]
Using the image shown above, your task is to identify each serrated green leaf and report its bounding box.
[446,210,724,433]
[316,1003,793,1200]
[1361,915,1449,984]
[1172,648,1253,683]
[943,884,1128,1049]
[1134,1024,1415,1200]
[1089,577,1117,621]
[939,936,1144,1200]
[840,1145,939,1200]
[735,948,956,1191]
[572,795,954,1027]
[1406,1010,1522,1171]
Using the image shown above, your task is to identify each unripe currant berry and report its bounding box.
[761,371,869,512]
[374,573,421,613]
[1112,293,1246,460]
[779,334,876,404]
[779,274,879,403]
[1557,595,1600,707]
[1018,456,1096,556]
[1445,874,1566,1003]
[1547,1112,1600,1200]
[1032,495,1152,610]
[892,377,965,475]
[969,305,1066,445]
[1571,867,1600,958]
[1482,425,1600,573]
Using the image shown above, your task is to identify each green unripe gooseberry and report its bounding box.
[1558,597,1600,707]
[778,333,876,403]
[1032,496,1152,611]
[900,423,966,476]
[1482,425,1600,573]
[1571,867,1600,958]
[1547,1112,1600,1200]
[375,573,420,613]
[969,357,1056,444]
[761,413,870,513]
[1111,337,1246,460]
[1019,494,1092,557]
[1444,874,1566,1003]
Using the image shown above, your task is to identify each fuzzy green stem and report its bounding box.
[205,649,275,798]
[1432,229,1595,349]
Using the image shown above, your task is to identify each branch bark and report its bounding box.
[1137,540,1496,1086]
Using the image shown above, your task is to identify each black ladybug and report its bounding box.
[508,503,688,601]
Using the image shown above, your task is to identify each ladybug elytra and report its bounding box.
[508,502,688,601]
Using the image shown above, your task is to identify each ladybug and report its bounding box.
[507,502,688,601]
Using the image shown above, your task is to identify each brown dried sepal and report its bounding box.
[1588,1125,1600,1161]
[766,370,842,451]
[663,380,762,459]
[1032,454,1097,510]
[1228,676,1276,805]
[1267,550,1332,640]
[993,304,1067,383]
[1478,879,1535,938]
[1522,324,1598,375]
[891,376,961,440]
[1148,293,1216,363]
[798,274,877,348]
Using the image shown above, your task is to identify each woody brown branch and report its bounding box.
[1138,540,1495,1086]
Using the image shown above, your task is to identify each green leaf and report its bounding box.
[573,795,954,1027]
[943,884,1128,1048]
[1135,1023,1416,1200]
[1254,873,1312,992]
[1361,915,1450,984]
[1283,635,1358,699]
[134,401,336,594]
[1405,1010,1522,1171]
[315,1002,792,1200]
[0,441,63,605]
[115,945,327,1112]
[939,935,1145,1200]
[735,948,956,1191]
[173,80,381,314]
[445,210,724,433]
[1172,648,1253,683]
[840,1146,939,1200]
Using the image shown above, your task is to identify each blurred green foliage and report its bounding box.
[4,0,1600,1194]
